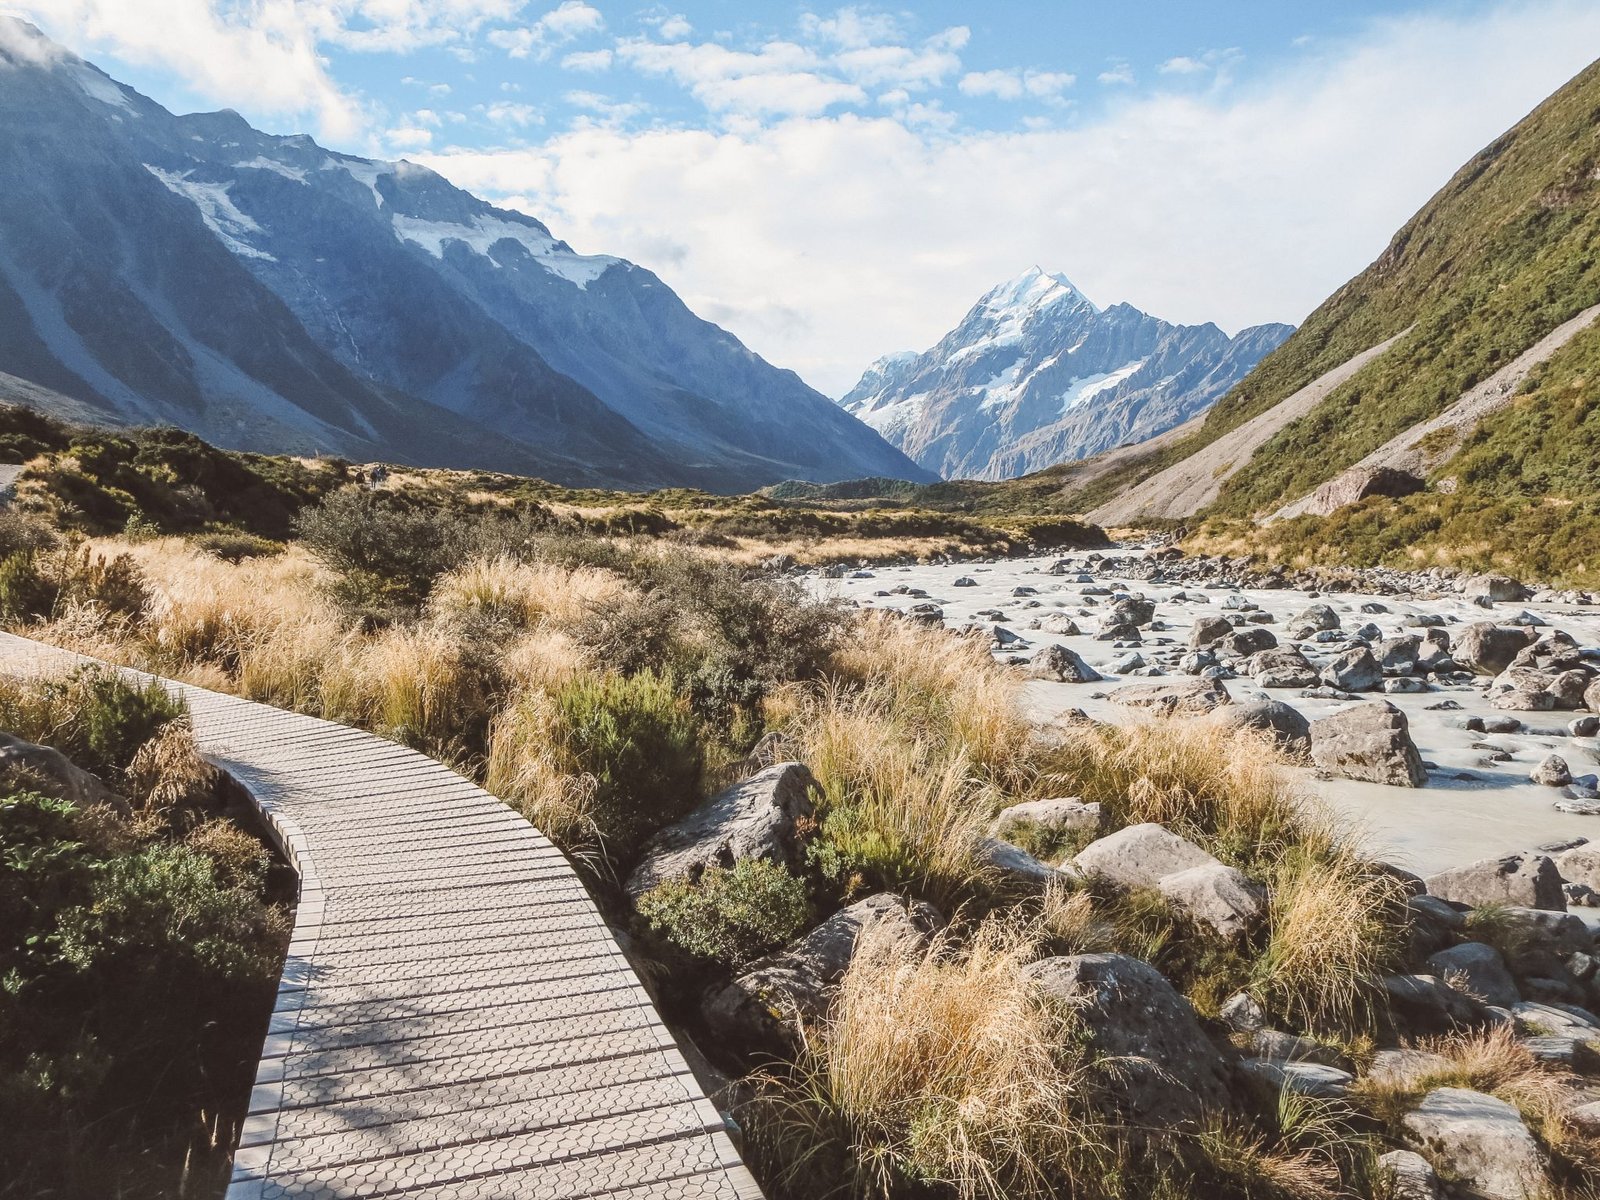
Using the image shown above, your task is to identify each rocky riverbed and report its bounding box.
[807,549,1600,882]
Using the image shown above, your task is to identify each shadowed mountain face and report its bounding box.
[841,267,1292,481]
[0,19,931,491]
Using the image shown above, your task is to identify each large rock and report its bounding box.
[1320,646,1385,691]
[1455,623,1538,676]
[701,893,941,1054]
[990,798,1102,845]
[1425,942,1520,1007]
[1290,602,1341,633]
[1375,1149,1440,1200]
[1309,701,1428,787]
[1189,615,1234,649]
[1402,1088,1546,1200]
[626,762,819,899]
[1073,823,1218,889]
[1250,647,1319,689]
[1025,953,1236,1128]
[1489,907,1591,977]
[0,731,127,813]
[1216,627,1278,658]
[1213,699,1312,753]
[1383,974,1496,1035]
[1028,644,1102,683]
[1463,575,1528,604]
[1424,854,1565,913]
[1109,677,1231,716]
[1157,863,1266,939]
[1556,843,1600,889]
[1376,634,1424,674]
[1108,597,1155,627]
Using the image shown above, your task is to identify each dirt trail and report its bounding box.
[1269,303,1600,522]
[1085,333,1406,526]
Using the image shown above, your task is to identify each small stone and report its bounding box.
[1532,754,1572,787]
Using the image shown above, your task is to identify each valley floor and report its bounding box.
[814,551,1600,878]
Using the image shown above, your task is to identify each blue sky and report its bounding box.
[6,1,1600,393]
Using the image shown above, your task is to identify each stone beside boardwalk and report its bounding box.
[0,632,763,1200]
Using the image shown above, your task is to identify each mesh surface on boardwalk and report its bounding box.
[0,633,763,1200]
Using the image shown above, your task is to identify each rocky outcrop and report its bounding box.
[0,730,127,812]
[1402,1088,1546,1200]
[1108,677,1231,716]
[1028,644,1102,683]
[1425,942,1520,1008]
[1214,699,1312,753]
[990,798,1102,844]
[701,893,941,1054]
[626,763,819,899]
[1424,854,1565,913]
[1455,624,1538,676]
[1073,823,1218,889]
[1025,953,1237,1128]
[1309,701,1428,787]
[1156,863,1267,940]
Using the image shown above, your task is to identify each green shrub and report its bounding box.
[190,530,283,562]
[0,551,54,621]
[636,859,811,971]
[549,671,705,857]
[0,667,185,786]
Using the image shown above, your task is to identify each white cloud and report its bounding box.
[959,67,1073,101]
[562,47,612,71]
[417,2,1600,396]
[657,13,692,41]
[615,36,865,117]
[1160,55,1207,75]
[1098,61,1135,86]
[482,100,540,126]
[490,1,605,60]
[386,124,434,149]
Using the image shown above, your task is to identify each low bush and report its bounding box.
[0,666,185,788]
[295,487,469,617]
[488,671,704,862]
[636,859,811,972]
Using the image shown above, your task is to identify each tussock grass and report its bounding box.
[1253,847,1408,1034]
[428,555,626,629]
[1040,717,1323,870]
[784,682,997,908]
[747,918,1105,1200]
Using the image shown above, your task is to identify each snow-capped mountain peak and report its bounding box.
[841,268,1293,480]
[978,266,1097,318]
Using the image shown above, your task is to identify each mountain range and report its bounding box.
[0,18,929,491]
[840,267,1292,480]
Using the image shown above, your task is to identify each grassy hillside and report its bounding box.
[975,56,1600,522]
[1196,317,1600,585]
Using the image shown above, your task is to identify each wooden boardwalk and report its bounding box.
[0,633,763,1200]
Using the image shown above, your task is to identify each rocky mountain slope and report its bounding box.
[1064,55,1600,567]
[0,18,929,491]
[840,267,1291,480]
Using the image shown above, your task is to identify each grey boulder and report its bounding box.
[1025,953,1236,1128]
[701,893,941,1054]
[1073,823,1218,889]
[1320,646,1385,691]
[1425,942,1520,1008]
[1402,1088,1545,1200]
[1108,677,1231,716]
[1309,700,1428,787]
[1028,644,1102,683]
[626,762,819,899]
[1424,854,1565,912]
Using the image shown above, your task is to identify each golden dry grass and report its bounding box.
[428,555,626,628]
[1252,847,1408,1033]
[784,682,998,907]
[484,690,599,852]
[750,918,1104,1200]
[1040,716,1324,868]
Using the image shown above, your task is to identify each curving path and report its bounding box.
[0,633,763,1200]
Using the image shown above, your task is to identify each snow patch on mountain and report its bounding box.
[234,156,307,183]
[144,166,275,260]
[390,212,618,287]
[1061,359,1145,413]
